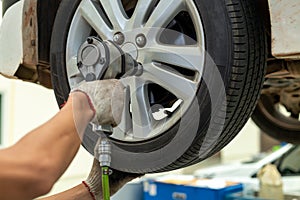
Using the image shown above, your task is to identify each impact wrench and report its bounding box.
[75,34,144,199]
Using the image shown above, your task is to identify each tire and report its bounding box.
[50,0,266,173]
[252,94,300,144]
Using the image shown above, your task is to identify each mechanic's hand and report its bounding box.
[85,159,143,199]
[72,79,125,127]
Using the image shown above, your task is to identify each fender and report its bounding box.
[0,0,60,88]
[268,0,300,59]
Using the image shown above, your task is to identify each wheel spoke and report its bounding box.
[98,0,128,30]
[116,86,133,134]
[145,0,185,28]
[125,77,153,138]
[66,56,85,88]
[66,56,80,78]
[143,63,198,101]
[79,0,113,39]
[140,44,203,72]
[127,0,158,29]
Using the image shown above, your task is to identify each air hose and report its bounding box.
[102,166,110,200]
[98,138,111,200]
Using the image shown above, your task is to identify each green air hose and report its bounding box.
[98,138,112,200]
[102,166,110,200]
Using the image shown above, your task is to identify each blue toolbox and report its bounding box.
[144,179,243,200]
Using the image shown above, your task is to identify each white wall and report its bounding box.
[3,77,59,144]
[221,119,260,163]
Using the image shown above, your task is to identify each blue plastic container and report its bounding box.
[225,192,268,200]
[144,180,243,200]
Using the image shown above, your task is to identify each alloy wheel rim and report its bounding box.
[66,0,205,142]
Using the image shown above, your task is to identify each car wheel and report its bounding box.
[50,0,266,173]
[252,93,300,144]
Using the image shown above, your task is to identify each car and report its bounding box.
[194,144,300,196]
[0,0,299,173]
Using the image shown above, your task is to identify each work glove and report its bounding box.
[84,159,143,200]
[72,79,125,127]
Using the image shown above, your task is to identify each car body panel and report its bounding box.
[269,0,300,59]
[194,144,300,195]
[1,0,300,79]
[22,0,38,67]
[0,0,23,76]
[195,144,293,178]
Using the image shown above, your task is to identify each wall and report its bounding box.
[221,120,260,163]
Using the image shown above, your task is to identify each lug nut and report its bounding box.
[113,32,125,45]
[136,34,147,48]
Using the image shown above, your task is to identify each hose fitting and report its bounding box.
[97,137,112,200]
[98,138,111,167]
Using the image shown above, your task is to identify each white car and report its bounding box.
[194,144,300,196]
[1,0,300,173]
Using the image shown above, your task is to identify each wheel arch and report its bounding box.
[36,0,61,65]
[35,0,61,88]
[17,0,61,88]
[255,0,271,58]
[1,0,60,88]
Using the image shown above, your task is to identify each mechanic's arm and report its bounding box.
[41,80,142,200]
[0,79,126,200]
[0,91,94,200]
